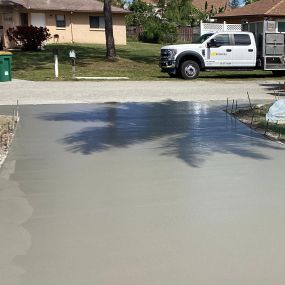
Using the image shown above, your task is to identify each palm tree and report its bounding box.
[104,0,117,59]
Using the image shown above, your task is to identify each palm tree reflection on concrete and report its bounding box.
[39,101,283,167]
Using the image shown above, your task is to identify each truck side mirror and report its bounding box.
[207,39,217,48]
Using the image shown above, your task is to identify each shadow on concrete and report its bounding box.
[39,102,283,167]
[259,82,285,97]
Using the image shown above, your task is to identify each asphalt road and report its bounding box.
[1,102,285,285]
[0,79,281,105]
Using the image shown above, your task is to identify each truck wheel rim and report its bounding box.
[185,65,196,77]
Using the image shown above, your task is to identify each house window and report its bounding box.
[20,13,28,26]
[56,15,66,28]
[278,22,285,32]
[213,34,230,46]
[89,16,105,29]
[234,34,251,46]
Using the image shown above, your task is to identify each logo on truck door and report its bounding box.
[211,51,227,57]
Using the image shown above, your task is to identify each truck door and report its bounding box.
[206,34,232,67]
[231,34,256,67]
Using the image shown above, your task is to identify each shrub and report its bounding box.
[7,26,51,51]
[139,17,177,44]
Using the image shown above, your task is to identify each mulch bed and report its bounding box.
[0,115,18,166]
[229,104,285,144]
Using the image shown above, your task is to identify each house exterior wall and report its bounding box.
[0,8,127,48]
[0,6,21,48]
[30,11,127,45]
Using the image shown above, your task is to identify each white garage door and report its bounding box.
[31,13,46,27]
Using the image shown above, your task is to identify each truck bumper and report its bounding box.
[159,60,176,72]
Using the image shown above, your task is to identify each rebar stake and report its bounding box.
[231,99,235,114]
[264,120,269,135]
[250,113,255,128]
[226,98,229,113]
[247,92,252,109]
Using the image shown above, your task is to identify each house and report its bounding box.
[213,0,285,44]
[214,0,285,27]
[0,0,129,49]
[141,0,229,12]
[192,0,229,13]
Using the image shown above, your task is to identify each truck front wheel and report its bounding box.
[180,60,200,80]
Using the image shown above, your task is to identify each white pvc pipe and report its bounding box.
[54,55,59,79]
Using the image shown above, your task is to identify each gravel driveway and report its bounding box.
[0,79,280,105]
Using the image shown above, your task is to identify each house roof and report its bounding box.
[192,0,229,11]
[215,0,285,18]
[0,0,27,6]
[140,0,229,10]
[0,0,129,13]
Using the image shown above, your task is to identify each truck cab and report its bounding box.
[160,31,257,79]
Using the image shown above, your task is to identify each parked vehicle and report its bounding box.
[160,21,285,79]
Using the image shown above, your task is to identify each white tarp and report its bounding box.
[266,100,285,123]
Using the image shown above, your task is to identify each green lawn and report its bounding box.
[11,41,279,81]
[234,104,285,142]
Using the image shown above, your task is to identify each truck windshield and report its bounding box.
[194,33,214,44]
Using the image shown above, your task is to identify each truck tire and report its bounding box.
[180,60,200,80]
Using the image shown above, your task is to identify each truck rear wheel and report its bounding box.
[180,60,200,80]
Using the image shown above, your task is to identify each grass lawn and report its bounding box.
[234,103,285,143]
[12,41,281,81]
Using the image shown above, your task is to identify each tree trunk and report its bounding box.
[104,0,117,59]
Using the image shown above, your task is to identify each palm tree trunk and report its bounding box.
[104,0,117,59]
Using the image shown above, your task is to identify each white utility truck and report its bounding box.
[160,21,285,79]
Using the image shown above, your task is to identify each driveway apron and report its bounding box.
[1,102,285,285]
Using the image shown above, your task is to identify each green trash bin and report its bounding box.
[0,51,12,82]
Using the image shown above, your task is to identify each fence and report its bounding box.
[127,26,194,42]
[127,26,144,40]
[200,21,242,35]
[127,21,242,43]
[177,26,193,42]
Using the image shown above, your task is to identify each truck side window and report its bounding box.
[213,34,230,46]
[234,34,251,46]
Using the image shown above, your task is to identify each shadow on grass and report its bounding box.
[259,82,285,97]
[38,101,284,167]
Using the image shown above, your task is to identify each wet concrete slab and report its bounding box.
[1,102,285,285]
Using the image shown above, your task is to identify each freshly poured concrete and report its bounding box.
[1,102,285,285]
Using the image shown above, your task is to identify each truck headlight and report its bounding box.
[167,49,177,60]
[162,49,177,60]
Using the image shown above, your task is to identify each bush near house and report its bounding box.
[7,26,51,51]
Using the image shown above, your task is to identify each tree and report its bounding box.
[230,0,240,8]
[104,0,117,59]
[126,0,154,26]
[192,3,226,23]
[163,0,194,26]
[111,0,126,8]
